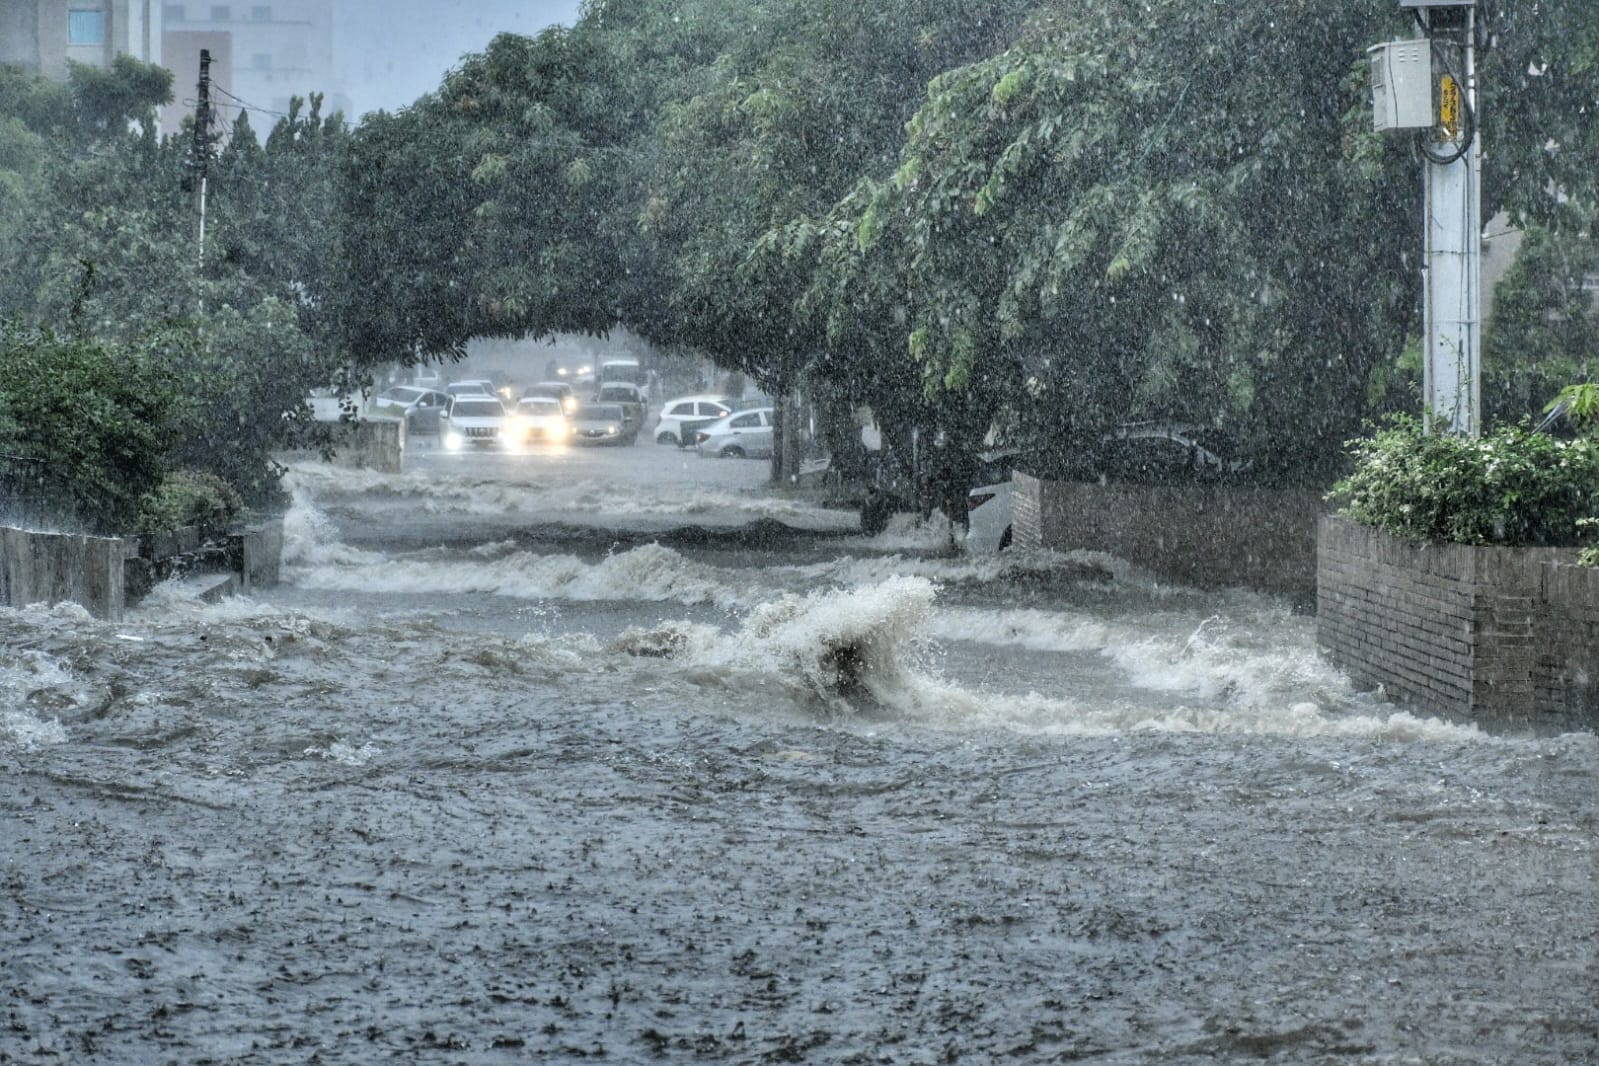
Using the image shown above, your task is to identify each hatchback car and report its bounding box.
[655,394,733,446]
[695,407,775,459]
[441,395,509,450]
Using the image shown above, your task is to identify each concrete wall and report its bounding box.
[331,419,405,473]
[1012,473,1325,602]
[1317,516,1594,731]
[0,527,130,621]
[3,516,283,620]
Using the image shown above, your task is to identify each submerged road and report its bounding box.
[2,440,1596,1063]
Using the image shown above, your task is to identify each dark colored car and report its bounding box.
[570,403,630,446]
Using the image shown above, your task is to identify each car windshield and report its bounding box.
[451,400,502,417]
[598,386,638,401]
[380,387,422,403]
[525,384,567,398]
[518,399,562,415]
[576,405,622,420]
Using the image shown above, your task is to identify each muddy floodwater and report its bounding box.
[3,443,1596,1064]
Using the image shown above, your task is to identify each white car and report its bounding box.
[654,394,733,446]
[441,395,509,450]
[511,396,570,444]
[695,407,775,459]
[366,385,448,434]
[965,478,1014,553]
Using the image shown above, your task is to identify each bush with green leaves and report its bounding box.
[0,323,191,533]
[133,469,245,535]
[1329,417,1599,548]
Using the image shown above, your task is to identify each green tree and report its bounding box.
[1484,221,1599,422]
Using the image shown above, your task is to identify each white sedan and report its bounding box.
[694,407,775,459]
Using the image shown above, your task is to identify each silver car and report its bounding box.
[694,407,774,459]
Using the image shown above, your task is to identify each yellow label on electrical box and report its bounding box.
[1439,75,1462,139]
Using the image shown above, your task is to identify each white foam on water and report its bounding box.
[775,545,1125,594]
[304,739,382,766]
[1,707,68,750]
[621,579,1485,742]
[292,540,747,607]
[0,641,78,750]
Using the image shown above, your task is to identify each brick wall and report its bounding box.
[1317,517,1594,730]
[1536,563,1599,728]
[1010,473,1325,602]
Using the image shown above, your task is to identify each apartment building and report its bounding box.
[161,1,349,135]
[1,1,163,79]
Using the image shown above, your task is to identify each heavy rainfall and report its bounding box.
[2,2,1597,1065]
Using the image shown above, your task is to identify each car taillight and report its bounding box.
[696,432,710,444]
[967,491,996,512]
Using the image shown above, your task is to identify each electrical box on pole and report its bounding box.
[1367,1,1482,437]
[1368,40,1433,130]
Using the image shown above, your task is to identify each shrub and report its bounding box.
[0,323,190,533]
[134,469,244,534]
[1329,417,1599,548]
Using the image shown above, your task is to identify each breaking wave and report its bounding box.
[610,579,1485,742]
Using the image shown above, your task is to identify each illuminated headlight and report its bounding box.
[444,430,465,451]
[561,396,577,413]
[605,425,618,435]
[506,415,528,438]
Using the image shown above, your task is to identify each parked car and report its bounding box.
[655,394,733,446]
[695,407,775,459]
[441,395,509,450]
[522,380,578,413]
[961,424,1250,552]
[368,386,449,434]
[511,396,571,444]
[595,383,646,443]
[964,452,1019,553]
[570,402,631,446]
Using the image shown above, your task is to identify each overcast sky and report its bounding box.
[332,0,585,119]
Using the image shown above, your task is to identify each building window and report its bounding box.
[68,9,106,44]
[250,52,271,70]
[164,4,186,21]
[211,4,231,20]
[251,4,271,20]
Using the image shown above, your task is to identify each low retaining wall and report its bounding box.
[338,419,405,472]
[1316,516,1594,730]
[2,516,284,620]
[1012,473,1325,601]
[0,528,129,621]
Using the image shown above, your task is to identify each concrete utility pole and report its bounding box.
[190,49,213,273]
[1369,0,1483,436]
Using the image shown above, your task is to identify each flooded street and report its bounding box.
[3,442,1597,1064]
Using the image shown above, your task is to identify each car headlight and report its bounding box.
[605,425,618,435]
[444,430,464,450]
